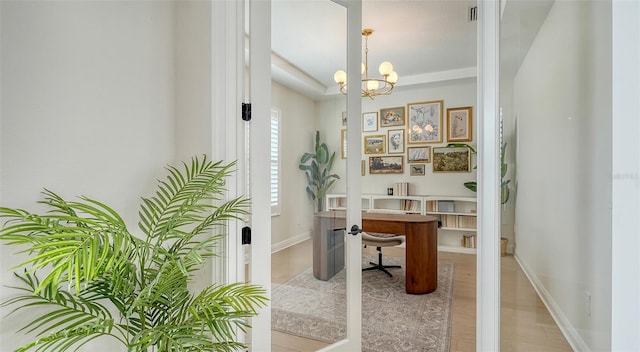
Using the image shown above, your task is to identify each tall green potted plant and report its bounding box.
[0,156,267,352]
[459,142,510,204]
[298,131,340,212]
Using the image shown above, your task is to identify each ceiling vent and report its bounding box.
[468,6,478,22]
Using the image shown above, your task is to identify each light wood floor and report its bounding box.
[270,239,572,352]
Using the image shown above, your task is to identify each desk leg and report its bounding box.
[405,221,438,294]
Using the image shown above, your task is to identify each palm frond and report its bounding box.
[186,283,268,341]
[138,156,235,242]
[2,272,121,351]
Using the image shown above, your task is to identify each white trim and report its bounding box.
[514,254,590,352]
[612,1,640,350]
[248,0,272,349]
[477,0,501,350]
[271,231,311,254]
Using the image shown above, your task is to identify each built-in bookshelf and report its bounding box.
[325,194,477,254]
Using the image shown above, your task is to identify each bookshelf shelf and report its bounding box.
[325,194,478,253]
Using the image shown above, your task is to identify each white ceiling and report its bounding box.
[271,0,478,99]
[269,0,554,101]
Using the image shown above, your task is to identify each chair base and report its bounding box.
[362,248,401,277]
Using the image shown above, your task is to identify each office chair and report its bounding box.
[362,232,405,277]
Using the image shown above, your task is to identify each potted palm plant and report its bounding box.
[298,131,340,212]
[0,156,267,351]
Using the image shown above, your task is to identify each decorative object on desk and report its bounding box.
[272,257,454,352]
[364,135,386,154]
[410,164,426,176]
[408,146,431,163]
[369,156,403,174]
[460,142,510,204]
[408,100,444,144]
[380,106,405,127]
[362,111,378,132]
[387,187,394,195]
[0,156,267,352]
[446,106,473,142]
[432,146,471,173]
[299,131,340,211]
[341,129,347,159]
[341,111,347,126]
[387,129,405,154]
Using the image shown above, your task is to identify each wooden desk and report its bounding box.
[313,210,439,294]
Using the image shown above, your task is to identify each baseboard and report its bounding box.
[513,254,591,352]
[244,231,312,264]
[271,231,312,253]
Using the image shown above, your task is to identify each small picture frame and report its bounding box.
[409,164,426,176]
[342,111,347,126]
[369,156,404,174]
[447,107,473,142]
[432,146,471,173]
[341,129,347,159]
[362,112,378,132]
[380,107,406,128]
[407,100,444,144]
[363,135,386,154]
[387,129,405,154]
[361,160,366,176]
[407,146,431,163]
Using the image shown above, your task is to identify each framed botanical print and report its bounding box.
[362,112,378,132]
[407,100,444,144]
[447,106,473,142]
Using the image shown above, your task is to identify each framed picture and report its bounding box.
[363,135,386,154]
[379,107,405,127]
[409,164,426,176]
[341,129,347,159]
[407,146,431,163]
[387,129,405,154]
[361,160,366,176]
[369,156,404,174]
[432,146,471,173]
[407,100,444,144]
[362,112,378,132]
[447,106,473,142]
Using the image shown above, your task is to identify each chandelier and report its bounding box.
[333,29,398,99]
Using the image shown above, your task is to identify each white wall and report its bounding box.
[512,1,611,350]
[322,79,477,197]
[0,1,220,350]
[271,81,317,248]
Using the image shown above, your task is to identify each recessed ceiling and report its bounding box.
[271,0,478,99]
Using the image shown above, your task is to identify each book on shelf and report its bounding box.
[458,215,477,229]
[393,182,409,196]
[461,235,477,248]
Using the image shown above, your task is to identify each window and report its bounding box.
[270,109,281,215]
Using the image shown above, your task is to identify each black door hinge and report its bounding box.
[242,226,251,245]
[242,103,251,121]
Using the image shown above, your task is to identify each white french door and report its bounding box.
[244,0,364,350]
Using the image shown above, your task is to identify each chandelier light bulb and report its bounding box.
[379,61,393,76]
[388,71,398,84]
[366,80,379,91]
[361,62,366,74]
[334,70,347,84]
